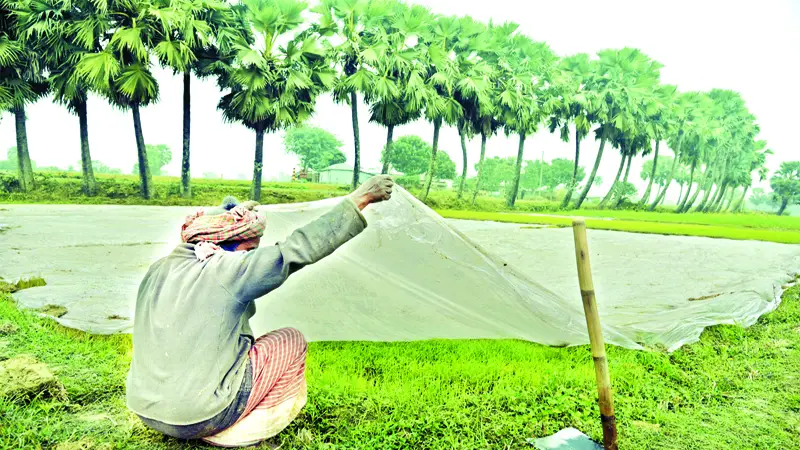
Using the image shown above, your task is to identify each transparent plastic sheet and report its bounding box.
[2,188,798,351]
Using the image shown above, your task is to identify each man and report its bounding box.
[127,175,394,447]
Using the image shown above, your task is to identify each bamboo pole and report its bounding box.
[572,220,618,450]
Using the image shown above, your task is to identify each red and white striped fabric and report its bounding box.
[203,328,308,447]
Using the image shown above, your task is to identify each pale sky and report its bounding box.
[1,0,797,200]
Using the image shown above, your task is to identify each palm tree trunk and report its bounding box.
[676,160,696,211]
[381,124,394,175]
[701,184,721,213]
[732,185,749,212]
[613,154,634,208]
[561,128,581,209]
[719,185,735,213]
[649,136,683,211]
[719,187,734,212]
[506,132,526,208]
[457,125,468,199]
[421,118,441,202]
[681,174,708,213]
[598,154,626,209]
[181,70,192,198]
[695,183,716,212]
[472,132,487,206]
[350,91,361,190]
[131,103,152,200]
[251,127,265,201]
[13,106,35,192]
[638,140,659,205]
[654,183,666,202]
[76,99,97,196]
[574,128,608,209]
[777,197,789,216]
[707,181,728,212]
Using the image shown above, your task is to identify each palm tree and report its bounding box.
[11,0,112,196]
[73,0,162,199]
[648,92,713,211]
[150,0,248,198]
[638,84,676,206]
[313,0,392,190]
[218,0,334,201]
[770,161,800,216]
[495,35,557,207]
[549,53,592,209]
[596,126,650,209]
[612,132,649,208]
[363,1,429,175]
[469,21,514,205]
[110,0,161,200]
[419,14,463,202]
[731,141,771,212]
[450,16,492,200]
[0,0,48,192]
[573,48,661,209]
[693,90,758,213]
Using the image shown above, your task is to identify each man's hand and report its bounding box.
[350,175,394,210]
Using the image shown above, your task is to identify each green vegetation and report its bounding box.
[283,126,347,173]
[438,209,800,244]
[770,161,800,216]
[1,0,781,215]
[380,135,456,181]
[2,285,798,449]
[0,172,348,206]
[5,170,797,243]
[131,144,173,177]
[0,276,46,294]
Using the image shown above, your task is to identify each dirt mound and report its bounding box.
[0,321,18,335]
[0,355,68,403]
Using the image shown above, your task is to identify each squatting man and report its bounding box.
[126,175,394,446]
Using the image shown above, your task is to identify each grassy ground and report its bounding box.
[0,171,349,206]
[438,210,800,245]
[547,209,800,231]
[1,286,799,450]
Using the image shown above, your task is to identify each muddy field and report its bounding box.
[2,202,798,350]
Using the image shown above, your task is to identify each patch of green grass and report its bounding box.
[438,210,800,244]
[0,276,47,294]
[1,287,799,449]
[547,208,800,231]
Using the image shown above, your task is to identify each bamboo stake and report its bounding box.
[572,220,618,450]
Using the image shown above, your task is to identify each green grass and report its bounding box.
[547,209,800,231]
[0,276,47,294]
[437,210,800,245]
[0,171,349,206]
[2,171,796,244]
[1,287,799,449]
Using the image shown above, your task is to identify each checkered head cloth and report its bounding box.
[181,205,266,245]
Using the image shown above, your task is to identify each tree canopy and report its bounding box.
[0,0,776,209]
[283,126,346,172]
[770,161,800,216]
[521,158,585,192]
[382,135,455,179]
[132,144,173,176]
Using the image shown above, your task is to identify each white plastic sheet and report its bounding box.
[3,188,797,351]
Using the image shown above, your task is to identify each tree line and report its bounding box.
[0,0,776,212]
